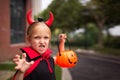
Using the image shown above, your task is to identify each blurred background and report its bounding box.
[0,0,120,80]
[39,0,120,56]
[0,0,120,62]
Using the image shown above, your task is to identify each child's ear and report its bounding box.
[27,36,30,42]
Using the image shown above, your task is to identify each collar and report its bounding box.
[20,47,52,59]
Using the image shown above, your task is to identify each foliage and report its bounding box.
[95,0,120,25]
[84,23,99,46]
[104,36,120,49]
[36,0,120,48]
[67,23,99,48]
[84,0,120,47]
[93,47,120,56]
[41,0,84,32]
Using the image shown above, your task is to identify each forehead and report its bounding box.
[32,23,51,35]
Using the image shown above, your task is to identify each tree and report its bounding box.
[42,0,84,32]
[39,0,120,48]
[85,0,120,47]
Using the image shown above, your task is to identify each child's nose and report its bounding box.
[39,38,44,43]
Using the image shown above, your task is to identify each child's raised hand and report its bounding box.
[13,53,34,73]
[58,34,67,52]
[59,34,67,43]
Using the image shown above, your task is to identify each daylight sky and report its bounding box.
[41,0,53,11]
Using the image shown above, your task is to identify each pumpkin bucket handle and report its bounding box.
[57,38,71,56]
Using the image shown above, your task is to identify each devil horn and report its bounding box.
[26,9,35,24]
[45,11,54,27]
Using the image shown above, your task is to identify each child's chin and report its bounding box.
[38,51,46,55]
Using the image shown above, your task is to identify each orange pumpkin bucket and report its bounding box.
[56,38,78,68]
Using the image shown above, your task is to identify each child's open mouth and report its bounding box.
[39,45,45,51]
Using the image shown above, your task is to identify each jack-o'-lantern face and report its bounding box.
[67,51,77,64]
[56,50,77,68]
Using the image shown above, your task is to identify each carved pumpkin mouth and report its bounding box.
[67,53,77,64]
[68,58,77,64]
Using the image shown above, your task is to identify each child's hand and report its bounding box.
[13,53,34,73]
[59,34,67,52]
[59,34,67,43]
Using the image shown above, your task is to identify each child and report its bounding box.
[12,10,66,80]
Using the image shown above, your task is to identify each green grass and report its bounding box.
[0,62,15,80]
[55,65,62,80]
[93,47,120,56]
[0,63,15,71]
[68,45,120,57]
[0,61,62,80]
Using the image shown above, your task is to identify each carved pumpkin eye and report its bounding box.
[56,50,78,68]
[71,54,74,57]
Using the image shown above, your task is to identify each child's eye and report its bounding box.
[44,36,49,39]
[34,36,40,39]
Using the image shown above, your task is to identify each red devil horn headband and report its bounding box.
[26,9,54,27]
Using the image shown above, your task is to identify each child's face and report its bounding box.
[28,23,51,55]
